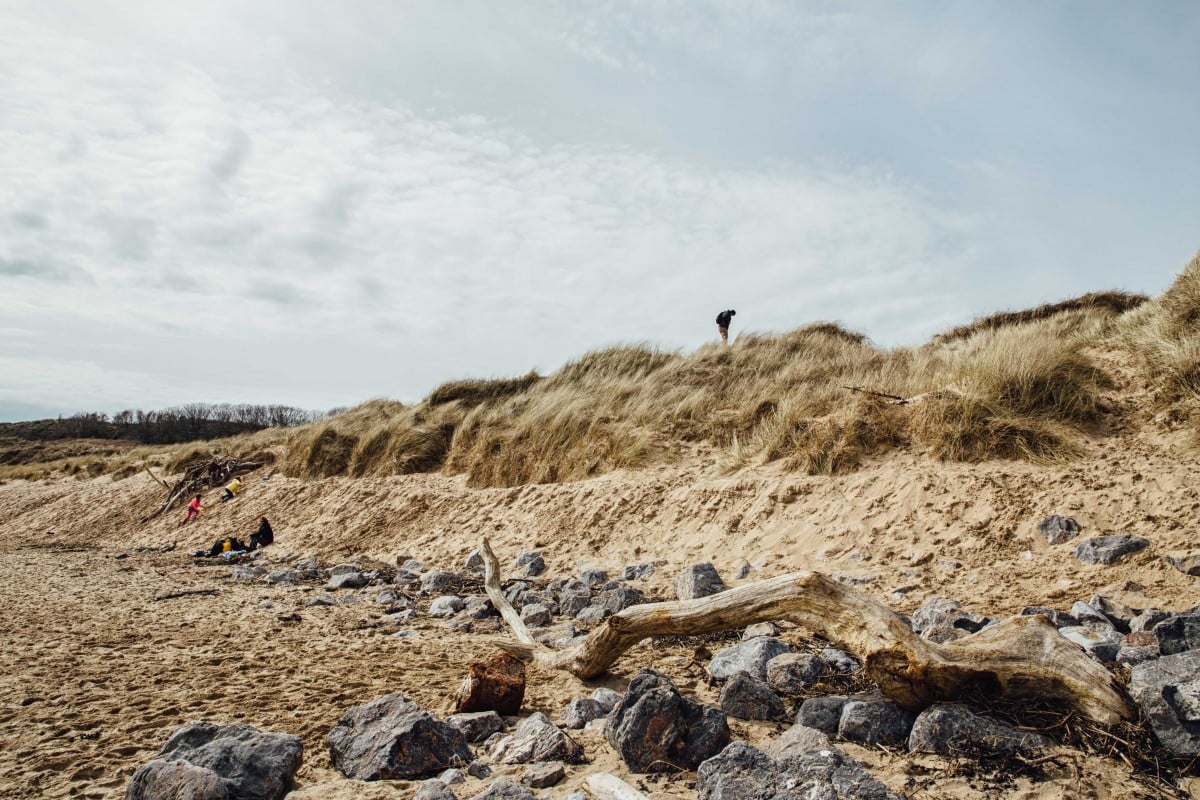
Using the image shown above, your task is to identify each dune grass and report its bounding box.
[277,298,1136,486]
[15,270,1178,488]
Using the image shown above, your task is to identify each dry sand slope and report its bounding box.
[0,416,1198,799]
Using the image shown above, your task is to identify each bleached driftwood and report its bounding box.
[480,539,1131,725]
[586,773,650,800]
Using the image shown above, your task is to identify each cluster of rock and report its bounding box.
[151,535,1200,800]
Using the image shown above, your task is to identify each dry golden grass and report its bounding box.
[1110,252,1200,449]
[272,309,1134,486]
[932,291,1148,345]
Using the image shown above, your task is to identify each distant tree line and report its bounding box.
[2,403,320,445]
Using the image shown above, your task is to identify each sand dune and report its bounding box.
[1,392,1198,798]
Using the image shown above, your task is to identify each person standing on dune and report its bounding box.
[716,309,736,344]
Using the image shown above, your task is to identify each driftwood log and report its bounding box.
[479,539,1131,725]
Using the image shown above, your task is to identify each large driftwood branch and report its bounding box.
[479,539,1131,725]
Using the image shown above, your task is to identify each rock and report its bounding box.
[1073,535,1150,566]
[1089,594,1139,633]
[414,779,459,800]
[520,603,551,627]
[560,698,606,729]
[591,687,621,712]
[232,565,267,581]
[558,588,593,618]
[430,596,466,618]
[1117,645,1159,666]
[327,693,471,780]
[439,767,465,784]
[708,636,792,681]
[422,571,462,594]
[1037,515,1080,545]
[306,596,335,607]
[127,721,302,800]
[445,711,505,743]
[1069,601,1115,629]
[265,569,305,584]
[838,695,916,747]
[466,760,493,779]
[1130,650,1200,756]
[743,622,781,639]
[513,551,545,577]
[675,563,726,600]
[911,597,986,635]
[580,567,608,587]
[734,561,753,579]
[393,568,421,586]
[605,668,730,773]
[1059,625,1124,662]
[908,703,1048,757]
[765,653,825,694]
[1021,606,1079,628]
[469,777,536,800]
[595,585,645,615]
[696,741,901,800]
[328,563,359,576]
[454,653,526,716]
[719,672,787,721]
[623,562,654,580]
[327,571,368,590]
[521,761,565,789]
[1155,613,1200,656]
[487,712,583,765]
[465,549,485,573]
[1130,608,1172,633]
[573,606,608,627]
[819,648,858,674]
[766,724,833,758]
[797,696,849,734]
[1166,551,1200,577]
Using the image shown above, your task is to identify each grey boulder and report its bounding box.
[1073,535,1149,566]
[697,741,900,800]
[719,672,786,721]
[908,703,1048,757]
[838,695,915,747]
[487,712,583,765]
[1037,515,1080,545]
[327,693,471,780]
[445,711,505,743]
[675,562,726,600]
[605,668,730,773]
[127,721,302,800]
[1129,650,1200,756]
[708,636,793,681]
[1154,613,1200,656]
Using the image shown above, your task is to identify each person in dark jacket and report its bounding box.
[716,309,736,343]
[248,517,274,551]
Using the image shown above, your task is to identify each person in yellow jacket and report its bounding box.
[220,477,244,502]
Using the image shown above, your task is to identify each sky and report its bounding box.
[2,1,1198,422]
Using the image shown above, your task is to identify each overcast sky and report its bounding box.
[2,2,1198,421]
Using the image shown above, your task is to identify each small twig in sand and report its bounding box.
[154,588,220,601]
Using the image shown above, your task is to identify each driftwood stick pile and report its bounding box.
[140,456,264,523]
[480,538,1132,726]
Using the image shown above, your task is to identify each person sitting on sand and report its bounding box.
[205,535,247,557]
[220,477,244,502]
[716,309,736,344]
[248,517,274,551]
[182,493,202,525]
